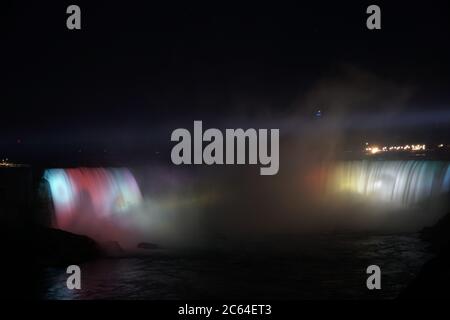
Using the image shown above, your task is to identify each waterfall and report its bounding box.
[328,160,450,207]
[43,168,142,241]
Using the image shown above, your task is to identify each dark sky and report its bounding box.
[3,1,450,164]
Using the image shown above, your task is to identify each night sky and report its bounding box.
[3,2,450,165]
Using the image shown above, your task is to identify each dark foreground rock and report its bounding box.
[137,242,160,250]
[400,244,450,299]
[2,225,100,299]
[401,211,450,299]
[100,240,125,257]
[421,211,450,250]
[33,227,101,266]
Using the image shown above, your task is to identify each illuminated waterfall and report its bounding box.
[43,168,142,239]
[41,162,450,242]
[328,160,450,207]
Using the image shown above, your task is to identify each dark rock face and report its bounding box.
[400,245,450,299]
[401,211,450,299]
[0,167,33,227]
[421,211,450,250]
[35,178,55,227]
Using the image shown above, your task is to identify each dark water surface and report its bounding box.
[42,234,431,300]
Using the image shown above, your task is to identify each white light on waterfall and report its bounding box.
[331,160,450,207]
[44,169,75,214]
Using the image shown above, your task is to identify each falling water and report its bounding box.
[41,161,450,244]
[43,168,143,243]
[328,160,450,207]
[42,167,216,247]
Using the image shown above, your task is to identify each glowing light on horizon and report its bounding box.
[0,158,27,167]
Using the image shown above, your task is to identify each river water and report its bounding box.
[41,233,431,300]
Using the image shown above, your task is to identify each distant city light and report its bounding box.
[0,158,27,168]
[364,143,428,155]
